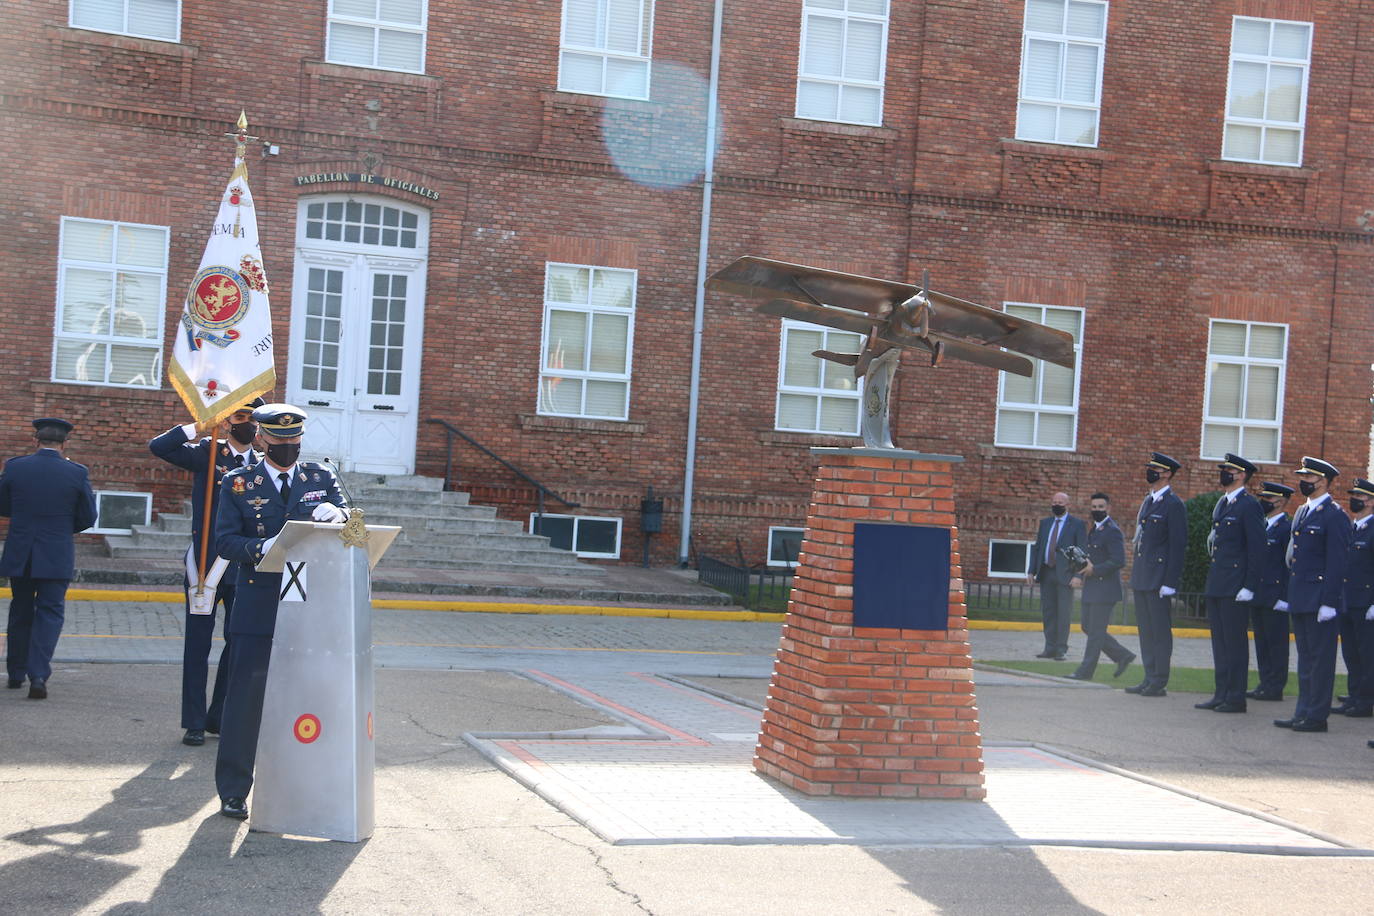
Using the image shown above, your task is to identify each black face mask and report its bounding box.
[1051,505,1066,517]
[229,421,258,447]
[1145,468,1162,484]
[1219,469,1236,487]
[1298,479,1318,497]
[265,441,301,467]
[1090,509,1108,523]
[1352,498,1367,514]
[1259,500,1277,514]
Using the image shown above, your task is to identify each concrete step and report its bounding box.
[105,538,188,560]
[382,542,585,566]
[152,513,193,535]
[388,530,552,550]
[372,556,604,576]
[340,472,444,492]
[349,487,471,507]
[126,526,193,548]
[367,515,526,536]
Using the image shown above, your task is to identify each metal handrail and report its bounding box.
[424,419,580,519]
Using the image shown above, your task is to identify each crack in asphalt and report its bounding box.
[534,825,653,914]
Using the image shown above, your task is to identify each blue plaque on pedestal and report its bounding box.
[852,522,950,630]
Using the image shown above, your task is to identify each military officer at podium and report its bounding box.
[1,418,98,699]
[149,396,265,747]
[1335,478,1374,719]
[1275,456,1350,733]
[1248,482,1294,701]
[1196,453,1265,714]
[213,404,346,820]
[1126,452,1187,697]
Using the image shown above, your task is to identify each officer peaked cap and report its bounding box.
[252,403,308,437]
[1349,478,1374,498]
[1218,453,1257,476]
[1293,456,1339,479]
[237,396,268,413]
[1147,452,1181,472]
[32,417,74,441]
[1259,481,1294,498]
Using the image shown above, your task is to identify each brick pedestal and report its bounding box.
[754,448,985,800]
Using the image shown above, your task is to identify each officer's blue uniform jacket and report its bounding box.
[1129,488,1187,592]
[1081,517,1125,606]
[1287,496,1351,615]
[1254,514,1292,610]
[215,460,344,636]
[149,426,257,549]
[1345,518,1374,614]
[0,449,98,578]
[1203,490,1266,598]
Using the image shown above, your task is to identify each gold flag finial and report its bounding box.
[236,110,248,132]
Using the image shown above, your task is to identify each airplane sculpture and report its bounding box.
[707,257,1077,448]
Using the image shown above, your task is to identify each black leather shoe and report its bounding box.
[1140,685,1167,697]
[1214,702,1247,713]
[1292,718,1328,732]
[1367,739,1374,749]
[205,724,221,736]
[183,729,206,747]
[1067,671,1092,681]
[1035,651,1056,659]
[1113,654,1135,679]
[1274,718,1297,728]
[1248,690,1283,701]
[1332,704,1355,716]
[1341,707,1373,718]
[220,797,249,820]
[1194,698,1223,710]
[6,678,22,689]
[1124,683,1147,694]
[1338,694,1351,704]
[27,679,47,700]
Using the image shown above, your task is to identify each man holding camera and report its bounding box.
[1028,491,1086,661]
[1068,493,1135,680]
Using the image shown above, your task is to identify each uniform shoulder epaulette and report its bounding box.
[300,459,328,471]
[68,459,89,470]
[222,464,252,479]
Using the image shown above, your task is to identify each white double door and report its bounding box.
[287,249,426,474]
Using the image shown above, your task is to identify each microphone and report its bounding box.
[321,457,355,509]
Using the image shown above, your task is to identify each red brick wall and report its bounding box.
[0,2,1370,576]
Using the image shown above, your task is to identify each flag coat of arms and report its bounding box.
[169,152,275,424]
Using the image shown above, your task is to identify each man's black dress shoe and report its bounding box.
[1367,739,1374,749]
[1035,651,1056,659]
[220,797,249,820]
[183,729,206,747]
[1292,718,1328,732]
[1332,704,1355,716]
[1274,718,1298,728]
[27,680,47,700]
[205,724,220,736]
[1341,707,1373,718]
[1140,685,1167,697]
[1194,698,1223,710]
[1214,702,1247,713]
[1067,671,1092,681]
[1338,694,1351,704]
[1113,654,1135,679]
[7,678,23,689]
[1248,690,1283,701]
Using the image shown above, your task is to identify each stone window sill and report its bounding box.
[304,60,441,90]
[31,379,171,404]
[1205,158,1315,180]
[780,117,898,142]
[759,429,863,448]
[977,443,1093,463]
[541,90,663,117]
[999,138,1113,162]
[519,413,646,435]
[47,24,197,58]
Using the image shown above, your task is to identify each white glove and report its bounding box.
[259,535,278,560]
[1159,586,1176,598]
[1235,588,1254,603]
[1275,600,1290,612]
[312,503,346,523]
[1317,606,1337,623]
[1366,605,1374,621]
[180,422,200,439]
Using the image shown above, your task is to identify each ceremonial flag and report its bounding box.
[168,128,275,425]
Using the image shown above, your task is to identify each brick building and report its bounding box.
[1,0,1371,578]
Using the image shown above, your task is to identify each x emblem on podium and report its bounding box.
[281,561,308,602]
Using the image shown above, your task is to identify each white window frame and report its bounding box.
[1015,0,1109,147]
[988,539,1034,578]
[69,0,181,43]
[1222,16,1311,167]
[767,526,805,568]
[325,0,428,74]
[775,319,864,436]
[995,303,1084,451]
[795,0,890,127]
[529,512,623,559]
[558,0,655,100]
[90,490,152,535]
[538,262,636,421]
[53,216,169,390]
[1201,319,1288,463]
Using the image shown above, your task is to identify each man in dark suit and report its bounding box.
[1248,482,1294,701]
[1127,452,1187,697]
[1335,478,1374,719]
[1275,456,1351,733]
[1068,492,1135,680]
[1028,491,1086,660]
[149,396,264,747]
[214,404,347,821]
[1,418,98,699]
[1196,453,1266,713]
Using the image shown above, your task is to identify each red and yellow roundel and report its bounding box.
[188,266,250,329]
[366,711,374,740]
[293,713,321,744]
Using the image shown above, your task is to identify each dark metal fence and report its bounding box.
[964,580,1207,625]
[696,552,795,611]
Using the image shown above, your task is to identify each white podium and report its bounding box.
[249,516,400,842]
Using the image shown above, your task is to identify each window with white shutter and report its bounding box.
[326,0,427,73]
[795,0,888,126]
[70,0,180,41]
[539,263,636,420]
[996,303,1083,450]
[1222,16,1311,166]
[53,217,168,389]
[1202,319,1287,463]
[1015,0,1107,146]
[559,0,654,99]
[775,320,863,435]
